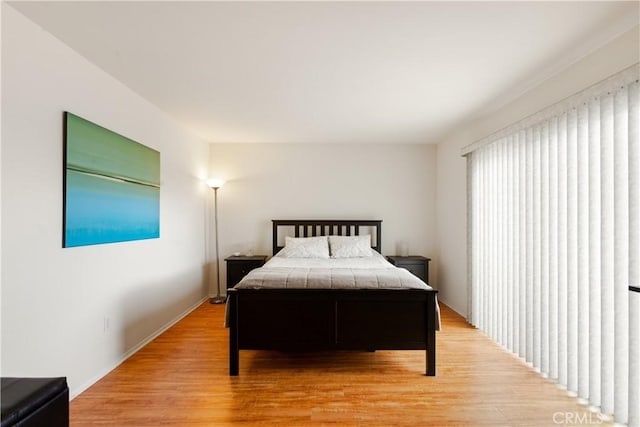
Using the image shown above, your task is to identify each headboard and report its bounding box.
[272,219,382,255]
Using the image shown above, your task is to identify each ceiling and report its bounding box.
[8,1,639,144]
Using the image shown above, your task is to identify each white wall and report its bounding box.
[1,4,210,397]
[209,143,438,289]
[436,26,640,317]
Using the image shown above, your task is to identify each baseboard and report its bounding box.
[69,296,208,399]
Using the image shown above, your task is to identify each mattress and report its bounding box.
[234,251,431,290]
[227,252,440,330]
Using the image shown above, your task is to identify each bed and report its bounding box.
[226,220,439,376]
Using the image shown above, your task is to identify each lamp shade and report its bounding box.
[207,178,225,189]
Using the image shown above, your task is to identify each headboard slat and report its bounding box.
[272,220,382,255]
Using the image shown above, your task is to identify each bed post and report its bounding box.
[426,330,436,376]
[426,291,437,376]
[228,289,239,376]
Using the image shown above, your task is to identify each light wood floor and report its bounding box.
[71,302,608,426]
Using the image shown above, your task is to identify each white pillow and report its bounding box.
[329,235,373,258]
[278,236,330,258]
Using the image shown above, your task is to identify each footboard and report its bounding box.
[227,288,438,376]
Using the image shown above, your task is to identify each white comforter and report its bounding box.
[234,252,431,290]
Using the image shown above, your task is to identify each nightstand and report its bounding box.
[386,255,431,283]
[225,255,268,289]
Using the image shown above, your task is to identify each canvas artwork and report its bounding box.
[63,112,160,247]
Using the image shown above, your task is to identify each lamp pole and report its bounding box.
[208,179,226,304]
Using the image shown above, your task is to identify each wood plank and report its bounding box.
[70,303,610,426]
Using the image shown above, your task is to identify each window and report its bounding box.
[464,65,639,425]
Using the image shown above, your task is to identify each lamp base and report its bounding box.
[210,296,227,304]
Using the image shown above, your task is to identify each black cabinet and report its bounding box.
[225,255,268,289]
[386,256,431,283]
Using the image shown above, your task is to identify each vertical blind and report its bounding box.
[464,64,639,426]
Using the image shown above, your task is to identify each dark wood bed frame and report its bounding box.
[227,220,438,376]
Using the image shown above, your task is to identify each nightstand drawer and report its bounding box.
[225,255,268,289]
[402,264,426,280]
[386,256,431,283]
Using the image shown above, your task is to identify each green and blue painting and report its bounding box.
[64,112,160,247]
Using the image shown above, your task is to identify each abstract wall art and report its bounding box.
[63,112,160,247]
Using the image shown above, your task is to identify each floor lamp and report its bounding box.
[208,178,226,304]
